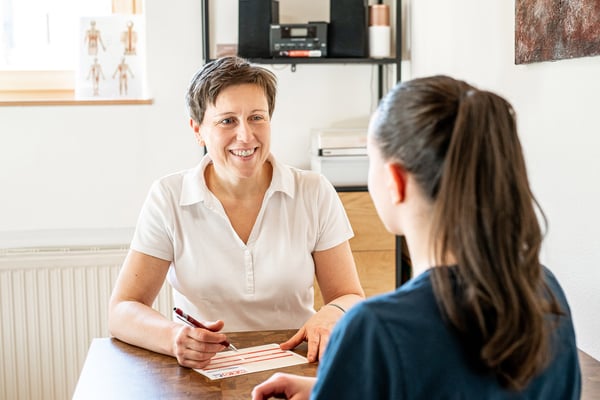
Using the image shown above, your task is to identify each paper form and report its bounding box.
[195,343,308,380]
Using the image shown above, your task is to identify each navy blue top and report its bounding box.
[312,267,581,399]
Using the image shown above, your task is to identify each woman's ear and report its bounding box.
[190,118,205,146]
[385,162,407,204]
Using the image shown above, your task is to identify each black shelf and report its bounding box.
[230,57,398,65]
[204,56,401,92]
[205,56,401,84]
[201,0,402,78]
[335,185,368,193]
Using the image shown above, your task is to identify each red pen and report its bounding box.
[173,307,238,351]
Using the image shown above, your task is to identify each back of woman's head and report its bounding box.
[372,75,562,390]
[186,56,277,124]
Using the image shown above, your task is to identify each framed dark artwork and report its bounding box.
[515,0,600,64]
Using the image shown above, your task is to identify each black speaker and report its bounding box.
[238,0,279,58]
[329,0,368,58]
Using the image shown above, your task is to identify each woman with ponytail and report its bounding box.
[252,75,581,399]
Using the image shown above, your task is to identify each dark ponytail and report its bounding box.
[372,76,563,390]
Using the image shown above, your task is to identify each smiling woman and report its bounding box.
[0,0,148,104]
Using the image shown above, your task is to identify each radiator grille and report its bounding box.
[0,246,173,400]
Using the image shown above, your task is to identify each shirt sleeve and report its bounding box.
[311,302,406,399]
[130,180,175,261]
[313,174,354,251]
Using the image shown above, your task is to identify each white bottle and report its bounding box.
[368,4,391,58]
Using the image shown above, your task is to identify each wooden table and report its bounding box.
[74,329,600,399]
[580,349,600,400]
[73,330,317,400]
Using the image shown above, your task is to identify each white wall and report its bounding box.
[409,0,600,360]
[0,0,376,246]
[0,1,204,242]
[1,0,597,361]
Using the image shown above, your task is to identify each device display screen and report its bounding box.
[280,25,318,39]
[290,27,308,37]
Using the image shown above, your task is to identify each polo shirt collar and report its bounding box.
[179,153,295,206]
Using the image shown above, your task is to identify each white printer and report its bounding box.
[310,128,369,187]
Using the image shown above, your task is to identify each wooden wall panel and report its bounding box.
[314,192,396,310]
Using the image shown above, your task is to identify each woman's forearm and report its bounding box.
[109,300,180,357]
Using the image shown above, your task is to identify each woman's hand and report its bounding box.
[172,320,229,369]
[252,372,316,400]
[279,304,344,362]
[284,241,363,362]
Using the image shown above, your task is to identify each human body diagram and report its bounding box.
[113,58,135,95]
[84,20,106,56]
[87,58,105,96]
[121,21,138,55]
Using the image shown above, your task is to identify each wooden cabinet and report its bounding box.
[314,191,396,309]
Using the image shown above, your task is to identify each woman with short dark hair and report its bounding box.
[109,56,365,369]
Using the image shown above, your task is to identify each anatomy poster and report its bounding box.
[76,15,147,99]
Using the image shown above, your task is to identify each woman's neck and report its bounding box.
[206,162,273,201]
[401,207,457,278]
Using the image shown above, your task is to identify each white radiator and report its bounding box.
[0,246,173,400]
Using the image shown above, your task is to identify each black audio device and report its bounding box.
[270,22,328,57]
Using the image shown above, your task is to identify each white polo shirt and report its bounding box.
[131,154,353,332]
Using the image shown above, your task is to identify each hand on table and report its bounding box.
[251,372,316,400]
[172,320,229,369]
[279,304,344,362]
